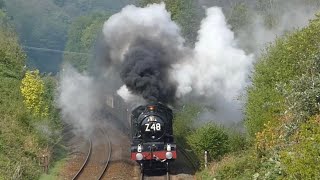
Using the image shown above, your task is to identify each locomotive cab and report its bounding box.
[130,103,176,172]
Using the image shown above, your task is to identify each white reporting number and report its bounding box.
[145,123,161,132]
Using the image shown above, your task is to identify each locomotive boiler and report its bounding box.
[130,103,176,172]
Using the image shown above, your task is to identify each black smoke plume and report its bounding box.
[120,38,177,104]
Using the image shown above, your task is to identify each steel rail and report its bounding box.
[97,128,112,180]
[71,138,92,180]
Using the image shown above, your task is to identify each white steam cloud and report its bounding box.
[174,7,253,99]
[57,65,103,135]
[172,7,254,123]
[117,85,145,105]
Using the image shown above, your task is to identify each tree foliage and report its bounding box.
[227,2,251,31]
[245,13,320,136]
[0,27,26,77]
[187,123,229,162]
[206,149,259,180]
[64,12,110,71]
[280,115,320,179]
[20,70,48,118]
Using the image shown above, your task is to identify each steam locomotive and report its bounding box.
[130,103,176,172]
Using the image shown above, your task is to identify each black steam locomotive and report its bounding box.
[130,103,176,172]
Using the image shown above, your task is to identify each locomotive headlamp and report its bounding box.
[137,144,142,152]
[166,144,171,152]
[136,153,143,161]
[148,106,156,111]
[166,152,173,159]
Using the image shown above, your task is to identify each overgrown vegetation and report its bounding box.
[200,9,320,180]
[246,13,320,136]
[0,27,38,179]
[0,4,63,178]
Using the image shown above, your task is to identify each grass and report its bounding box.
[195,149,259,180]
[39,134,68,180]
[39,158,67,180]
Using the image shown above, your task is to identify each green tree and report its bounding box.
[64,12,110,71]
[42,75,61,127]
[187,123,229,162]
[228,2,251,31]
[0,27,26,77]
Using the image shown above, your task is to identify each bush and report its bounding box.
[187,123,229,163]
[227,131,250,152]
[280,115,320,179]
[280,71,320,122]
[209,150,259,180]
[20,70,48,118]
[245,13,320,137]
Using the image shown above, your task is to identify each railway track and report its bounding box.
[71,128,112,180]
[138,146,197,180]
[140,171,170,180]
[71,138,92,180]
